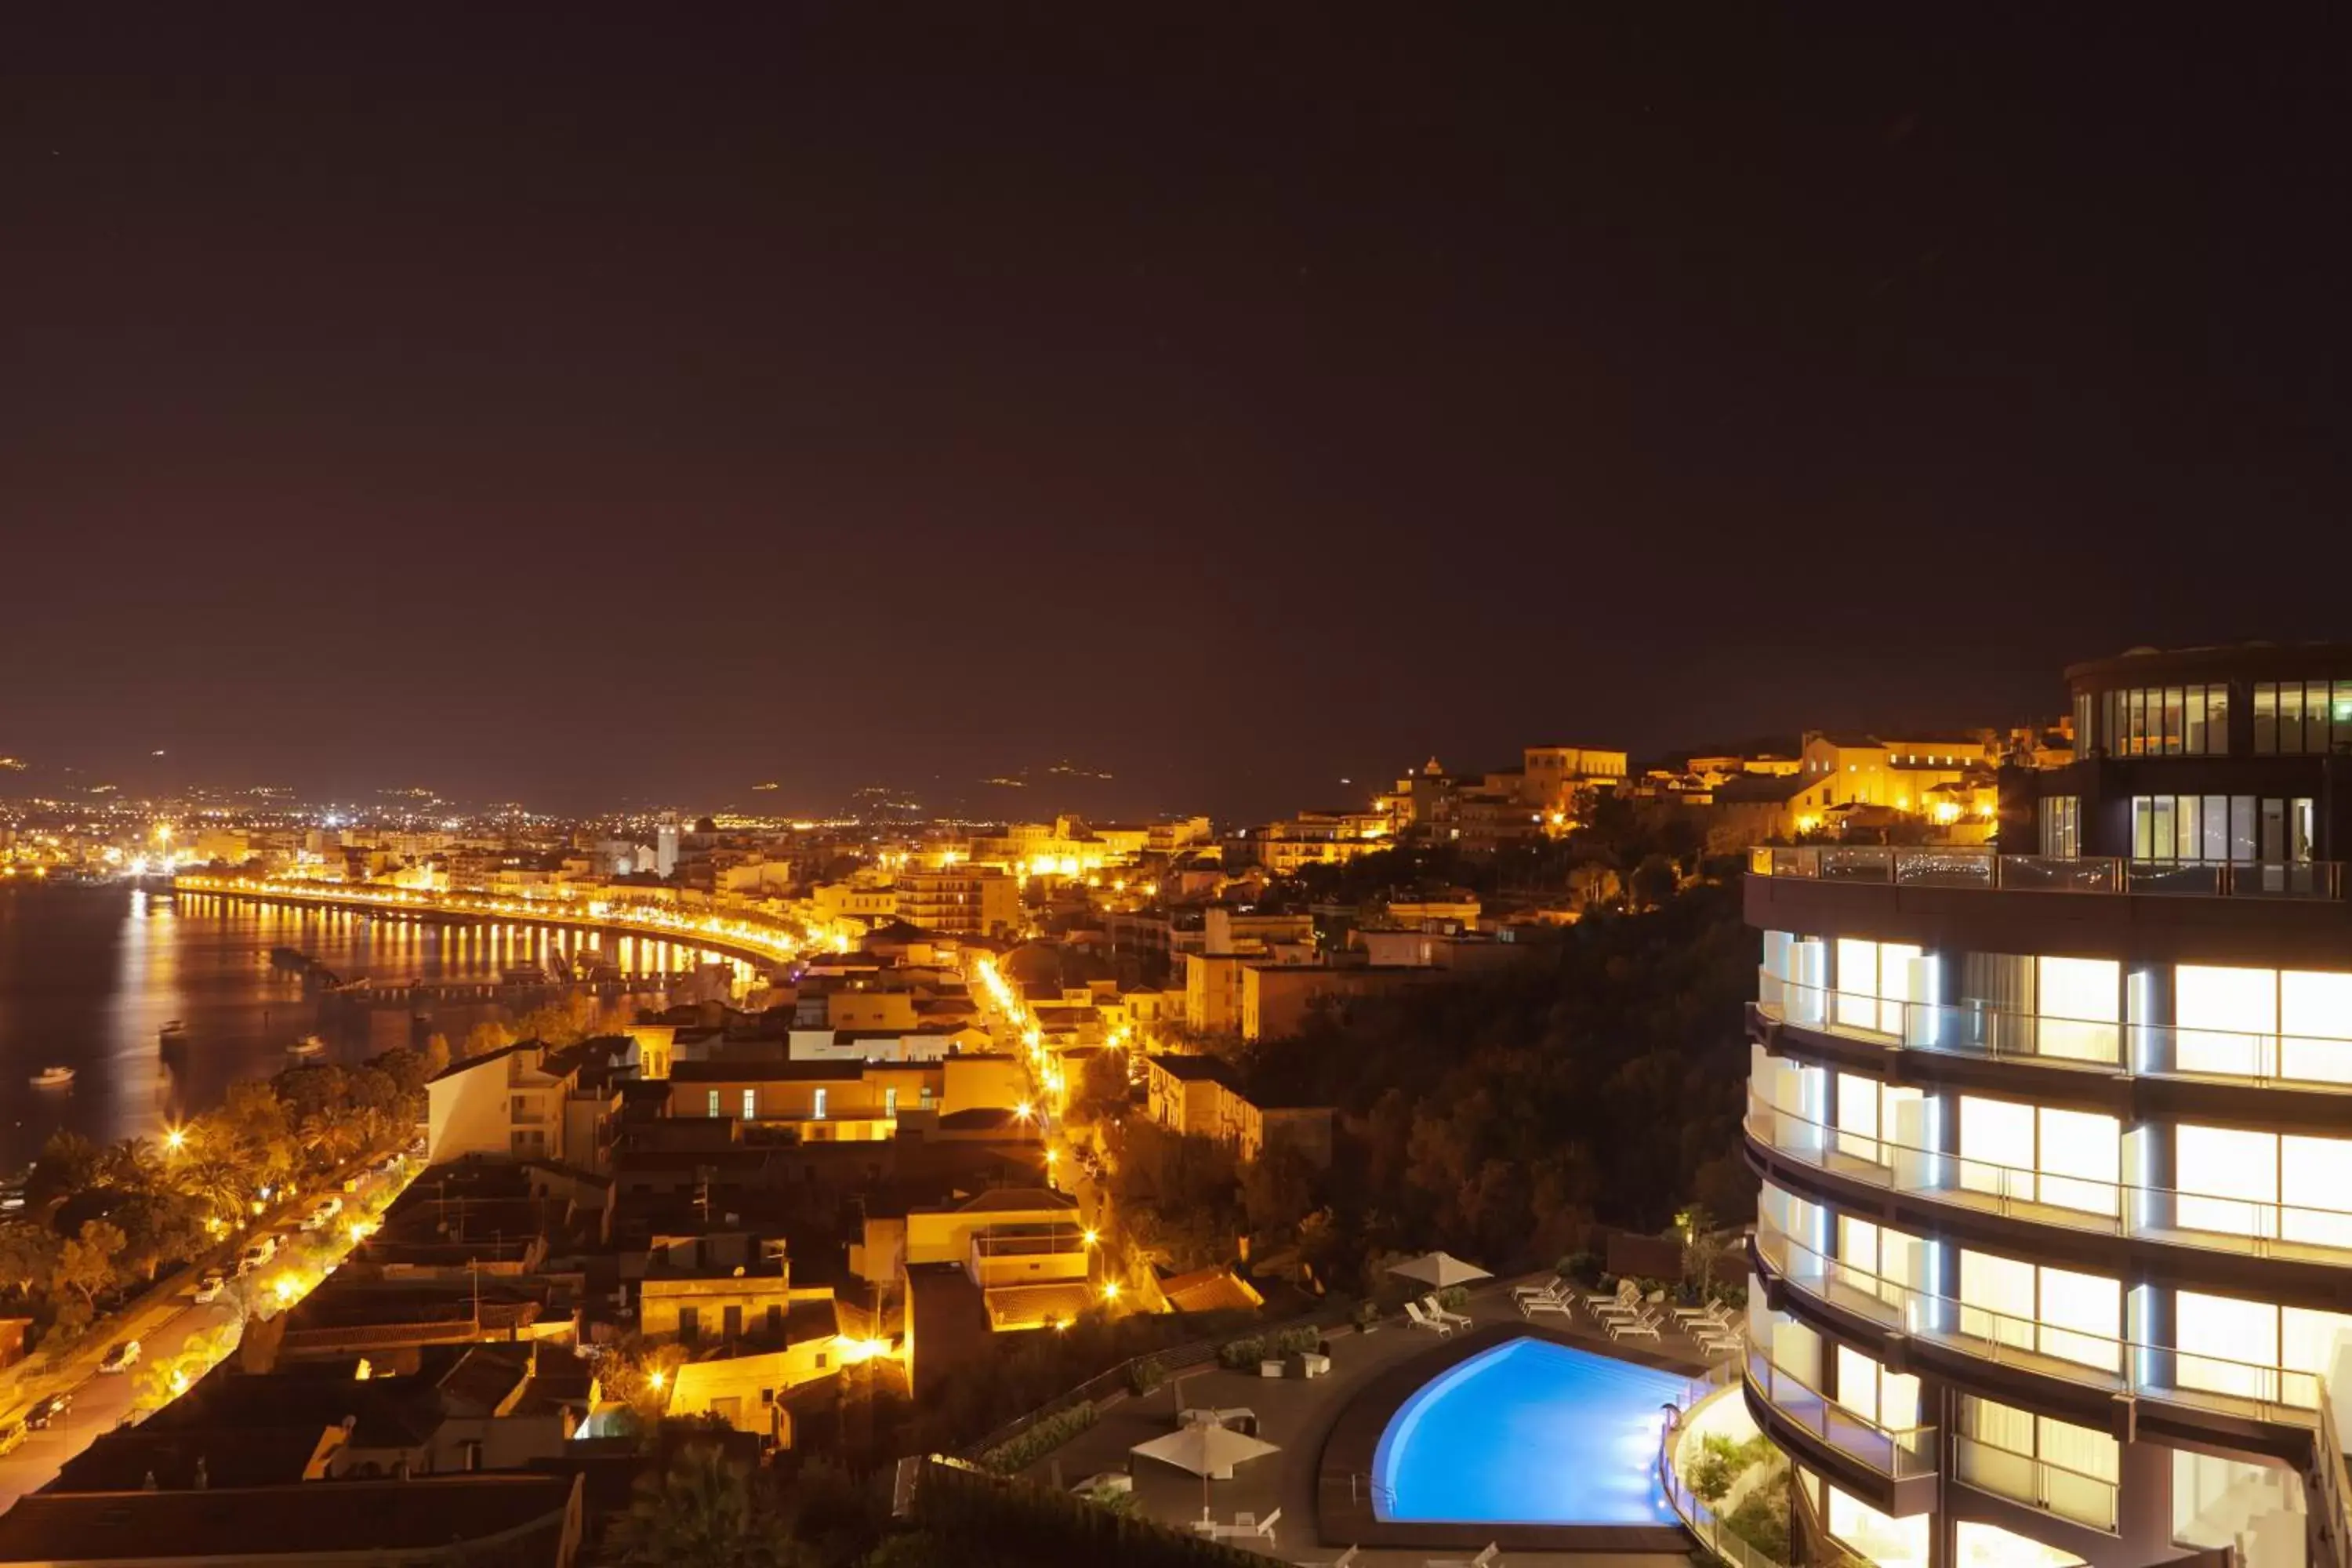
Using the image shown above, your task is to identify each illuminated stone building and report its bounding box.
[1739,645,2352,1568]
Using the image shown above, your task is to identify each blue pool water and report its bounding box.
[1373,1337,1685,1526]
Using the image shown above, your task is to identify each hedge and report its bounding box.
[977,1401,1098,1475]
[1214,1324,1321,1370]
[911,1458,1264,1568]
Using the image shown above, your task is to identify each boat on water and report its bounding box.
[286,1035,328,1061]
[29,1066,74,1089]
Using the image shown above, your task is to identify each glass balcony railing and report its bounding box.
[1748,847,2343,900]
[1745,1091,2352,1264]
[1952,1432,2119,1532]
[1754,1220,2322,1428]
[1756,971,2352,1091]
[1743,1344,1938,1479]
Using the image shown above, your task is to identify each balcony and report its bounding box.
[1952,1432,2118,1533]
[969,1227,1088,1289]
[1745,1090,2352,1270]
[1756,971,2352,1094]
[1753,1220,2324,1436]
[1740,1344,1938,1514]
[1749,847,2344,901]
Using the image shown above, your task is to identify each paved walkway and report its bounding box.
[1021,1279,1730,1566]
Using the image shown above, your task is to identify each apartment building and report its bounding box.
[667,1054,1027,1139]
[426,1043,575,1163]
[892,866,1021,937]
[1737,644,2352,1568]
[1142,1054,1332,1166]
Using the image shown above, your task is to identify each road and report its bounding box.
[0,1288,242,1507]
[0,1149,417,1512]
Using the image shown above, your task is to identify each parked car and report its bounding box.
[24,1392,71,1428]
[0,1421,24,1456]
[97,1341,140,1374]
[192,1272,227,1305]
[306,1196,344,1229]
[237,1236,280,1274]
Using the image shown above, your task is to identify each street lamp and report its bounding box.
[1101,1281,1121,1304]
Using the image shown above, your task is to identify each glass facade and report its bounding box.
[1737,662,2352,1568]
[2129,794,2310,862]
[2038,796,2079,858]
[2099,684,2230,756]
[2251,678,2352,753]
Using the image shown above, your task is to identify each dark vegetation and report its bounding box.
[0,1047,433,1351]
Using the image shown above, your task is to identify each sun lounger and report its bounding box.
[1425,1544,1503,1568]
[1518,1291,1573,1319]
[1403,1300,1454,1336]
[1608,1309,1663,1342]
[1512,1275,1566,1301]
[1424,1294,1473,1329]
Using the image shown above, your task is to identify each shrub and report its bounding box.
[1560,1250,1602,1286]
[1352,1301,1381,1330]
[1433,1285,1471,1312]
[1725,1486,1789,1559]
[1686,1448,1736,1504]
[1216,1335,1264,1370]
[977,1402,1098,1475]
[1077,1482,1139,1516]
[1216,1324,1319,1369]
[1128,1355,1168,1396]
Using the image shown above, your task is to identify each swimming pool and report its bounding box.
[1372,1336,1685,1526]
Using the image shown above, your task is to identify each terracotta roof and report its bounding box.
[1158,1266,1265,1316]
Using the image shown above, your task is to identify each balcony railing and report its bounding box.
[1755,1219,2321,1428]
[1756,971,2352,1091]
[1743,1344,1938,1479]
[1748,846,2343,901]
[1744,1091,2352,1265]
[971,1229,1088,1259]
[1952,1432,2118,1532]
[1661,1366,1810,1568]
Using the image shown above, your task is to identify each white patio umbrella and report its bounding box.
[1387,1250,1493,1289]
[1131,1421,1280,1479]
[1131,1421,1282,1518]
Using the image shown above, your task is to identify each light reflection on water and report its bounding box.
[0,886,705,1168]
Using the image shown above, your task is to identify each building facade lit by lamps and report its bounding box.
[1737,644,2352,1568]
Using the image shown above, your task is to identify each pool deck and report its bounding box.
[1018,1278,1730,1566]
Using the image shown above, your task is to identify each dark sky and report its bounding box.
[5,7,2347,821]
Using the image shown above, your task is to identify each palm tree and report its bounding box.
[97,1138,159,1193]
[605,1446,797,1567]
[298,1114,361,1173]
[173,1159,252,1227]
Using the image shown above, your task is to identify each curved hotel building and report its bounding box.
[1740,646,2352,1568]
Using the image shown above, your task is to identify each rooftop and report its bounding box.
[0,1475,577,1561]
[49,1425,342,1493]
[1148,1054,1240,1087]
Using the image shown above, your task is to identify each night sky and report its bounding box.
[5,8,2347,820]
